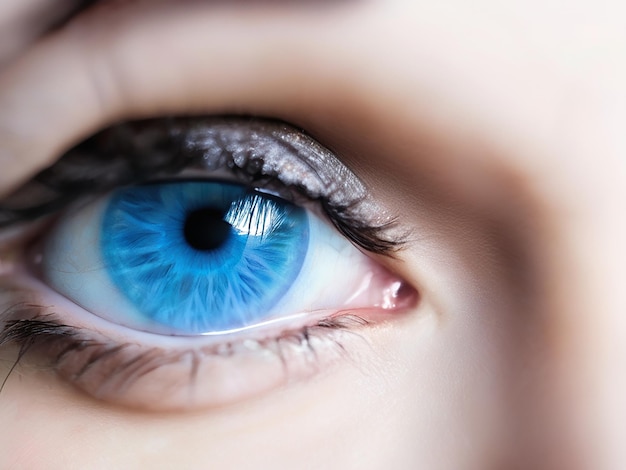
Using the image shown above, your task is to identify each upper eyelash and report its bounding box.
[0,117,403,255]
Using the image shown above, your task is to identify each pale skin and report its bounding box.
[0,0,625,469]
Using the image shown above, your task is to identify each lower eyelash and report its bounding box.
[0,305,370,411]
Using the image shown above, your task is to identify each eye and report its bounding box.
[42,180,396,336]
[0,117,417,411]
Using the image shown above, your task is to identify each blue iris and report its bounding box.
[101,181,309,334]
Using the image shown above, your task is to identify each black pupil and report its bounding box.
[183,208,231,251]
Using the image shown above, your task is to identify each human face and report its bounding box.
[0,1,624,469]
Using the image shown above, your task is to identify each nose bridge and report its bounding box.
[518,127,626,469]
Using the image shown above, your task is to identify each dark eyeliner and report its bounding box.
[0,117,402,255]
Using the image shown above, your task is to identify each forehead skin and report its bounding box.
[0,1,625,469]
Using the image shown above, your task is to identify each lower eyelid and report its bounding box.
[0,274,416,411]
[1,299,373,411]
[2,320,357,412]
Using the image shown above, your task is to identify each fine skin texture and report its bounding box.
[0,0,625,469]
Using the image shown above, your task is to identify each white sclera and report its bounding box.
[41,190,389,336]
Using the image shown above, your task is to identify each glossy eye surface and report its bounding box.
[42,179,388,336]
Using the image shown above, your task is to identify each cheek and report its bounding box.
[0,322,402,468]
[389,259,523,466]
[0,280,514,470]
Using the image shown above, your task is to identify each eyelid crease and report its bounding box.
[0,117,404,255]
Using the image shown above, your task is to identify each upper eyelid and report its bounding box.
[0,0,536,220]
[0,1,383,198]
[0,0,467,252]
[0,117,404,255]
